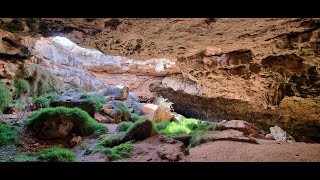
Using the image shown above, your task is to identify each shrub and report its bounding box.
[0,123,20,147]
[22,64,63,96]
[80,93,106,112]
[0,81,11,114]
[116,121,135,132]
[154,96,174,112]
[13,78,31,98]
[26,107,108,136]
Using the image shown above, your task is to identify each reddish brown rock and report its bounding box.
[218,120,259,136]
[265,134,275,140]
[94,112,110,124]
[205,46,223,56]
[153,107,173,122]
[141,103,158,120]
[70,136,82,147]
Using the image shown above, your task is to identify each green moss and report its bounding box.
[26,107,107,136]
[0,123,20,147]
[33,96,51,108]
[6,147,76,162]
[36,147,76,162]
[131,113,147,122]
[94,141,133,161]
[66,87,86,93]
[161,121,191,135]
[80,93,106,112]
[0,81,11,114]
[79,141,86,150]
[13,78,31,98]
[6,154,37,162]
[160,118,215,135]
[116,121,135,132]
[8,96,33,111]
[154,118,216,148]
[98,135,119,147]
[22,64,62,96]
[188,131,207,148]
[153,120,171,133]
[33,92,61,108]
[117,102,131,115]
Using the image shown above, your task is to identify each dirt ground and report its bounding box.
[185,140,320,162]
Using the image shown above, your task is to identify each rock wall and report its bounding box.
[1,18,320,142]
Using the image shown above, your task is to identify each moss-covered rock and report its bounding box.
[0,123,20,147]
[0,81,11,114]
[26,107,107,139]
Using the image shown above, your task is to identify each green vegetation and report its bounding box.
[26,107,107,136]
[153,120,171,133]
[0,123,20,147]
[33,96,51,108]
[116,121,135,132]
[131,113,147,122]
[80,93,106,112]
[5,153,36,162]
[94,141,134,161]
[97,135,120,147]
[154,118,216,148]
[22,64,62,96]
[33,92,61,108]
[65,87,86,93]
[117,102,131,115]
[6,147,76,162]
[159,118,215,135]
[13,78,31,98]
[79,141,87,150]
[36,147,76,162]
[7,96,33,111]
[0,81,11,114]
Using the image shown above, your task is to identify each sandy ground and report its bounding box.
[186,140,320,162]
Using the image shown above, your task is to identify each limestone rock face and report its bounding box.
[1,18,320,142]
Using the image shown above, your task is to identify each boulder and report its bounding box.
[218,120,259,136]
[141,103,158,119]
[33,117,75,139]
[122,120,155,141]
[265,133,275,140]
[70,136,82,147]
[153,107,174,122]
[98,85,129,100]
[94,112,110,124]
[100,100,132,124]
[204,46,223,56]
[270,126,295,143]
[199,129,259,146]
[51,92,96,117]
